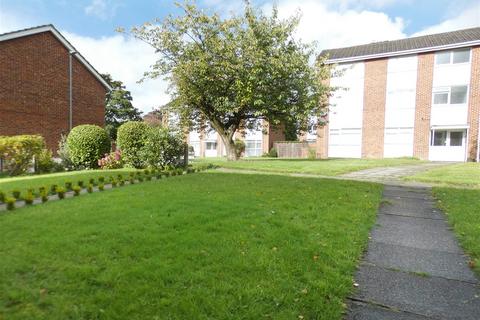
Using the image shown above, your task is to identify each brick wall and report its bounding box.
[0,32,106,151]
[262,121,285,154]
[361,59,387,158]
[413,53,434,160]
[467,46,480,161]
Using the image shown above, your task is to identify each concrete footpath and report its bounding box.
[346,185,480,320]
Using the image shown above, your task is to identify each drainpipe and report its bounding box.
[68,51,77,131]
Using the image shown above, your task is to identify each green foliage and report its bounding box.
[98,150,123,169]
[102,74,143,141]
[40,191,49,203]
[139,126,185,169]
[0,135,45,176]
[87,184,93,193]
[50,184,58,195]
[99,176,105,183]
[127,2,332,160]
[0,191,5,203]
[24,191,34,205]
[72,186,81,196]
[308,148,316,160]
[116,121,151,168]
[67,125,111,169]
[89,178,96,186]
[5,197,15,210]
[234,139,246,159]
[36,149,57,174]
[65,182,73,191]
[12,190,21,200]
[98,183,105,191]
[56,187,66,199]
[266,147,278,158]
[57,134,74,170]
[77,181,84,188]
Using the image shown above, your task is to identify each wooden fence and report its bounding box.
[274,141,316,158]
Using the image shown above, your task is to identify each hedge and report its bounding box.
[0,135,45,176]
[116,121,151,168]
[67,125,111,169]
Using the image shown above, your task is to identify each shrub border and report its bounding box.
[0,164,216,212]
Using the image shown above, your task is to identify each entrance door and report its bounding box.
[429,129,467,162]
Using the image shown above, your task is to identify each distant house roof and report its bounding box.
[0,24,112,90]
[320,27,480,64]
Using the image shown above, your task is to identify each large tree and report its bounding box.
[102,74,143,141]
[126,1,331,160]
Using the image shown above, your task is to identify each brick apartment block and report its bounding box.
[318,27,480,162]
[0,25,111,151]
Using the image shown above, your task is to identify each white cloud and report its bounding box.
[412,3,480,36]
[64,31,170,113]
[84,0,121,20]
[265,0,406,50]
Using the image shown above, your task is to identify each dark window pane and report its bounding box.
[433,131,447,146]
[449,131,463,146]
[450,86,467,104]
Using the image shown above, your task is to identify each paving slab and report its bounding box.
[365,241,477,283]
[371,214,461,253]
[353,264,480,320]
[378,203,444,220]
[347,300,431,320]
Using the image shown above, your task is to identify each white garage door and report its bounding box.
[328,128,362,158]
[384,127,414,158]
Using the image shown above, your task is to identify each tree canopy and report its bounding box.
[126,1,331,159]
[102,74,143,141]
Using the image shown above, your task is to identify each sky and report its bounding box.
[0,0,479,113]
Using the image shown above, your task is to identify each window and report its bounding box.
[433,86,468,105]
[433,131,447,146]
[452,49,470,63]
[449,131,463,146]
[205,142,217,150]
[450,85,468,104]
[433,92,449,104]
[431,130,464,147]
[435,49,471,65]
[436,51,450,65]
[245,140,262,157]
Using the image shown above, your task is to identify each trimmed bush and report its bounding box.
[5,197,16,210]
[39,186,46,195]
[50,184,58,195]
[12,190,21,200]
[87,184,93,193]
[98,150,122,169]
[67,125,111,169]
[0,191,5,203]
[56,187,66,199]
[0,135,45,176]
[72,186,81,196]
[36,149,57,173]
[139,126,185,169]
[117,121,151,168]
[98,183,105,191]
[24,191,34,205]
[119,179,125,186]
[77,181,84,188]
[234,139,246,158]
[40,191,49,203]
[89,178,96,186]
[65,182,73,191]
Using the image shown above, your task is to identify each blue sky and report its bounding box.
[1,0,479,112]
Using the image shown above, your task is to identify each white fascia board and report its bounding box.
[325,40,480,64]
[430,125,470,130]
[0,25,112,91]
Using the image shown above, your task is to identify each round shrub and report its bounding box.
[116,121,151,168]
[67,125,111,169]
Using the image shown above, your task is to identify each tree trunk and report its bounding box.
[219,133,238,161]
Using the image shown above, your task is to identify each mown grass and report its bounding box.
[0,172,382,319]
[193,157,423,176]
[434,187,480,275]
[0,169,138,197]
[406,163,480,188]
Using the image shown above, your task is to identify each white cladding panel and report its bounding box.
[433,63,471,87]
[328,63,364,158]
[384,56,417,157]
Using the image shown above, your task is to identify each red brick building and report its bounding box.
[0,25,111,151]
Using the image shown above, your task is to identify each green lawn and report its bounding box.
[405,163,480,188]
[434,187,480,275]
[0,172,382,319]
[193,157,423,176]
[0,169,137,197]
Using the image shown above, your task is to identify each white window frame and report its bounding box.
[430,130,466,147]
[432,85,469,105]
[205,141,217,150]
[435,48,471,65]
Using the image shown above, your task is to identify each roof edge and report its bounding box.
[0,24,112,90]
[322,40,480,64]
